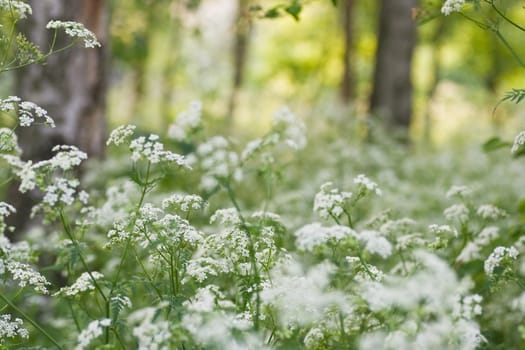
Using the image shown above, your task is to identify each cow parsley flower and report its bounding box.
[0,96,55,127]
[453,294,483,320]
[0,1,32,18]
[428,224,458,237]
[313,182,352,220]
[511,131,525,154]
[6,261,49,293]
[272,107,307,150]
[444,204,470,222]
[446,185,472,199]
[46,20,101,48]
[484,246,519,277]
[354,174,382,196]
[360,230,392,258]
[0,128,20,153]
[294,222,357,251]
[162,193,206,212]
[476,204,507,220]
[107,124,136,146]
[441,0,465,15]
[1,155,36,192]
[128,306,171,350]
[129,134,187,166]
[0,314,28,342]
[75,318,111,350]
[55,271,104,297]
[167,101,202,141]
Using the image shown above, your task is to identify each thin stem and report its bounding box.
[225,181,261,330]
[489,0,525,33]
[59,211,107,303]
[494,29,525,69]
[0,292,64,350]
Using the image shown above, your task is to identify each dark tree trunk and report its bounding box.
[340,0,354,104]
[7,0,109,234]
[370,0,416,131]
[226,0,252,130]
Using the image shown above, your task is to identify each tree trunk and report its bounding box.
[340,0,354,104]
[8,0,109,234]
[370,0,416,131]
[226,0,252,130]
[16,0,109,161]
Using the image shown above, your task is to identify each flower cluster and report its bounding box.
[511,130,525,154]
[167,101,202,141]
[75,319,111,350]
[441,0,465,15]
[0,96,55,127]
[130,134,187,166]
[484,246,519,277]
[313,182,352,220]
[106,124,136,146]
[55,272,104,297]
[0,0,32,19]
[0,128,20,153]
[271,107,307,150]
[0,314,28,343]
[46,20,101,48]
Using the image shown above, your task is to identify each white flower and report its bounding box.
[75,318,111,350]
[6,261,49,293]
[313,182,352,220]
[0,128,20,153]
[167,101,202,141]
[453,294,483,320]
[260,259,346,326]
[294,222,357,251]
[444,204,470,222]
[272,107,307,150]
[354,174,382,196]
[304,327,325,349]
[46,20,101,48]
[54,271,104,297]
[0,96,55,127]
[162,193,206,212]
[0,314,28,341]
[484,246,519,277]
[441,0,465,15]
[476,204,507,220]
[129,134,187,166]
[360,230,392,258]
[107,124,136,146]
[511,130,525,154]
[128,306,171,350]
[0,1,31,18]
[428,224,458,237]
[446,185,472,199]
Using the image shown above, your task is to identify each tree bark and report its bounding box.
[370,0,416,131]
[16,0,109,161]
[8,0,109,234]
[226,0,252,130]
[340,0,354,104]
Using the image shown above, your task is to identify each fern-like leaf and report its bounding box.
[493,88,525,115]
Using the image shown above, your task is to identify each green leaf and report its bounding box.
[285,2,302,21]
[264,7,281,18]
[331,0,338,5]
[482,137,511,153]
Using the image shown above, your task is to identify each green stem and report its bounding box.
[494,29,525,69]
[489,0,525,33]
[0,292,64,350]
[225,181,261,330]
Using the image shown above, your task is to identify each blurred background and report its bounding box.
[3,0,525,157]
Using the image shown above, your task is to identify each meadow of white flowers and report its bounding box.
[1,0,525,349]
